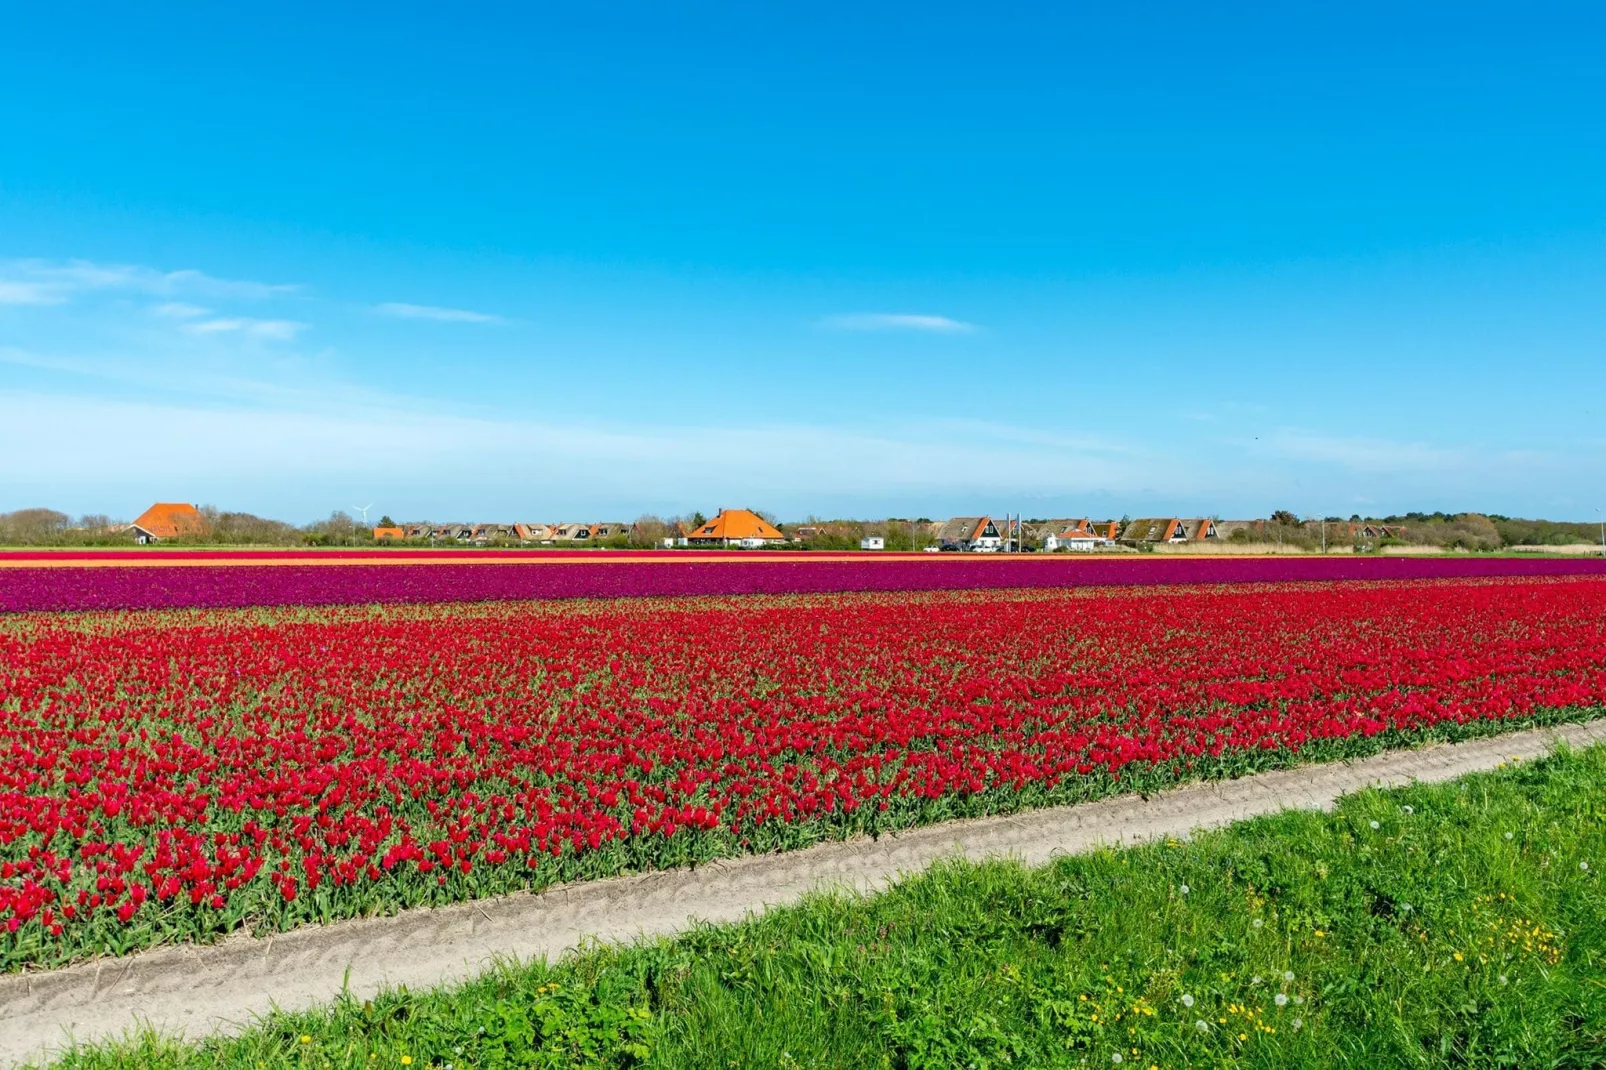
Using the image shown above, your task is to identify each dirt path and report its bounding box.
[6,719,1605,1067]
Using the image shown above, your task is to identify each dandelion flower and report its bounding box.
[1181,994,1195,1007]
[401,1059,413,1067]
[299,1036,312,1045]
[1275,993,1289,1007]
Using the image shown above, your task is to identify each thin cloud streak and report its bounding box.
[0,281,66,306]
[183,318,307,341]
[1264,429,1462,474]
[821,312,978,334]
[0,389,1151,517]
[0,258,299,303]
[375,302,505,324]
[152,302,210,319]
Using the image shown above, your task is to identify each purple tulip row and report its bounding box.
[3,555,1605,613]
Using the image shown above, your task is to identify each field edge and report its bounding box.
[6,716,1606,1068]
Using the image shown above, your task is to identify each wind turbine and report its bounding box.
[352,503,373,525]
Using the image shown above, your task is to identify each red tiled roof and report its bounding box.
[129,503,208,539]
[687,509,785,541]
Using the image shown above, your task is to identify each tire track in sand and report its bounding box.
[4,718,1604,1068]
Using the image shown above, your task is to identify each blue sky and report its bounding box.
[2,3,1604,523]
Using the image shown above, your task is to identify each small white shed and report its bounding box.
[860,536,885,550]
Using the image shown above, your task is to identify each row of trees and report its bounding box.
[1231,511,1603,552]
[0,506,313,547]
[1,506,1599,550]
[0,509,117,544]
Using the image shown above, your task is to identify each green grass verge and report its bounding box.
[41,744,1606,1069]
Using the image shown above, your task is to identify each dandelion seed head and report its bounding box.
[1181,994,1195,1007]
[1283,970,1295,982]
[1275,993,1289,1006]
[1505,832,1514,841]
[1195,1019,1210,1033]
[1369,820,1380,830]
[1179,884,1190,895]
[1402,805,1414,814]
[1252,918,1264,928]
[1292,1017,1303,1031]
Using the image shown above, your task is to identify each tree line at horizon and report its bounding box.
[0,504,1600,552]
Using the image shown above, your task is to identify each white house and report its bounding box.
[860,536,885,550]
[1044,518,1114,552]
[1044,533,1100,552]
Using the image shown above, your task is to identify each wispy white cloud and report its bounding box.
[183,317,307,341]
[0,281,67,306]
[1264,429,1462,474]
[152,302,211,319]
[157,268,299,300]
[821,312,978,334]
[0,258,299,304]
[0,389,1152,517]
[374,301,505,324]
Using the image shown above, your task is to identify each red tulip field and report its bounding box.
[3,574,1605,970]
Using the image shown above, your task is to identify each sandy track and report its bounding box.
[5,719,1604,1067]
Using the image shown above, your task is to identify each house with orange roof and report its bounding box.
[1121,518,1220,544]
[128,502,210,544]
[372,525,405,541]
[935,516,1002,552]
[685,509,785,547]
[552,523,594,541]
[1043,518,1119,552]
